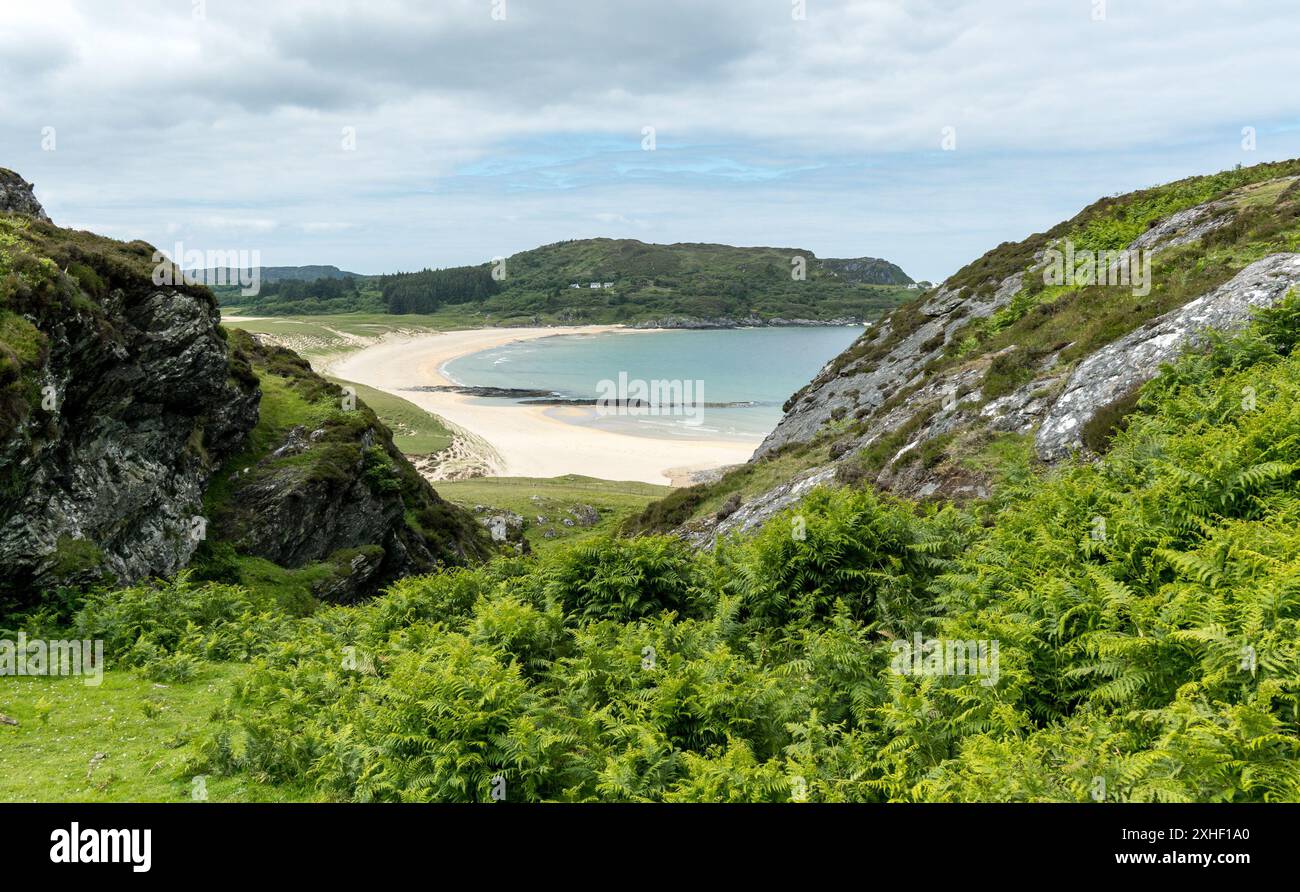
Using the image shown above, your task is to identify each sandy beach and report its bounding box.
[324,326,759,486]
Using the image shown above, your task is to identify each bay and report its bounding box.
[441,326,864,441]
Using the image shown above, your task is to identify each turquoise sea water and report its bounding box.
[442,326,863,441]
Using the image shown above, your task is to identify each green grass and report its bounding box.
[222,316,455,458]
[200,374,334,517]
[223,310,507,340]
[957,431,1035,478]
[0,310,44,365]
[1231,175,1299,209]
[0,664,303,802]
[434,475,670,551]
[331,380,453,456]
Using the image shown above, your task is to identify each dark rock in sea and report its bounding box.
[403,385,557,398]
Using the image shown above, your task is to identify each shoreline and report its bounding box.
[323,326,760,486]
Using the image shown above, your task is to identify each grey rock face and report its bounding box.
[0,169,51,222]
[1126,201,1234,255]
[817,256,913,286]
[309,549,386,603]
[756,269,1028,459]
[223,426,406,568]
[478,509,525,543]
[682,186,1300,547]
[683,466,838,548]
[569,504,599,526]
[1036,253,1300,461]
[0,287,259,597]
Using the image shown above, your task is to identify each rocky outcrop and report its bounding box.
[205,332,491,601]
[475,507,525,544]
[1127,200,1234,256]
[683,466,838,547]
[0,169,50,222]
[670,165,1300,546]
[818,256,913,286]
[1037,253,1300,460]
[220,423,419,570]
[756,269,1028,459]
[1,187,488,607]
[0,223,259,602]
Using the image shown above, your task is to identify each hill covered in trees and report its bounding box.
[220,238,916,326]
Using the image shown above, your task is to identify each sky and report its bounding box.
[2,0,1298,283]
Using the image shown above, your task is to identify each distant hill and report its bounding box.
[375,238,915,326]
[817,256,914,285]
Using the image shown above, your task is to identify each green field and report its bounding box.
[0,664,301,803]
[222,309,503,342]
[434,475,670,551]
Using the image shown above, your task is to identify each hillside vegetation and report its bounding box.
[631,159,1300,536]
[6,294,1299,801]
[221,238,916,326]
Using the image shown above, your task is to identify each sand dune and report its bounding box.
[325,326,758,486]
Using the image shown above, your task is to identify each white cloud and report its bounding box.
[2,0,1298,280]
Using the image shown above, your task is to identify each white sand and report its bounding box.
[325,326,759,486]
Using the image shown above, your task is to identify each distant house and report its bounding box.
[568,283,580,288]
[589,282,602,289]
[602,282,614,288]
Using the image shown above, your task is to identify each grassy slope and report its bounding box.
[221,312,445,351]
[221,314,456,459]
[0,665,301,802]
[332,381,453,457]
[435,475,670,552]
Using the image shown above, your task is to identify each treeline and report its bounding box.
[382,266,502,314]
[220,275,381,315]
